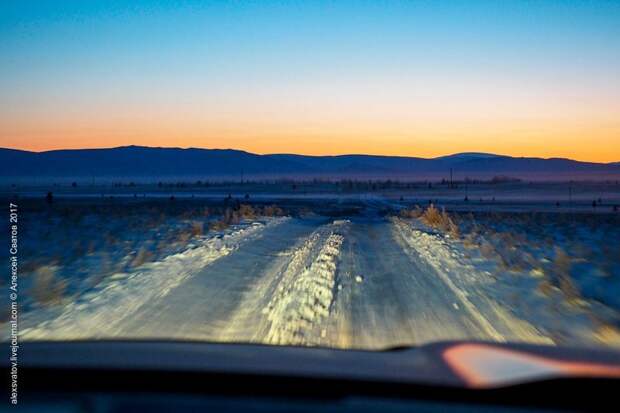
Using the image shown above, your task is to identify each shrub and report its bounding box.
[594,324,620,345]
[420,204,460,238]
[462,230,479,249]
[30,265,67,306]
[190,221,204,237]
[238,204,256,219]
[537,279,554,296]
[420,204,442,227]
[175,232,191,244]
[209,220,229,231]
[551,247,581,302]
[130,247,154,268]
[479,241,497,259]
[263,205,284,217]
[209,208,241,231]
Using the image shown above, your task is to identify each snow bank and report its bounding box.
[261,224,346,345]
[392,217,552,345]
[19,218,287,340]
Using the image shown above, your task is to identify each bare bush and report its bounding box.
[30,265,67,306]
[480,241,498,260]
[594,324,620,345]
[420,204,460,238]
[462,231,479,249]
[263,205,284,217]
[537,279,555,297]
[444,213,460,238]
[20,259,49,275]
[175,232,191,244]
[130,247,154,268]
[224,208,241,225]
[209,208,241,231]
[399,205,422,219]
[551,247,581,302]
[190,221,204,237]
[420,204,442,227]
[238,204,256,219]
[209,220,229,231]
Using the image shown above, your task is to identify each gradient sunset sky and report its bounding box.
[1,1,619,162]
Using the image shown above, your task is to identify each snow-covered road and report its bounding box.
[20,215,554,348]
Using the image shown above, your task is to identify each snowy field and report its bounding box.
[3,191,620,349]
[3,180,619,211]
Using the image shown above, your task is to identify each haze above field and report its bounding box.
[2,146,619,182]
[1,1,619,162]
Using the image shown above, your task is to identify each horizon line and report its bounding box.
[2,144,618,165]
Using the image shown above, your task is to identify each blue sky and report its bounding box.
[1,1,619,160]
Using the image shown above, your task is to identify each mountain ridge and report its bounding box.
[1,145,619,181]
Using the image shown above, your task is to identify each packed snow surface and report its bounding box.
[11,202,620,349]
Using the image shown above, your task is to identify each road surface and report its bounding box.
[20,213,551,348]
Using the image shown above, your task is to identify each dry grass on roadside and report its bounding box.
[190,221,204,237]
[462,230,480,249]
[551,247,582,302]
[479,241,497,259]
[208,204,285,231]
[536,247,583,303]
[262,204,284,217]
[399,205,423,219]
[238,204,256,219]
[130,247,154,268]
[30,265,67,306]
[419,204,460,238]
[209,208,241,231]
[594,323,620,345]
[19,199,291,310]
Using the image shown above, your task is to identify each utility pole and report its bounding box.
[465,178,469,201]
[450,168,453,189]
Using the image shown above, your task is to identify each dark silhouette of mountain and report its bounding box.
[433,152,508,161]
[1,146,619,181]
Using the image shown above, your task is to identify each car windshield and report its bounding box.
[2,1,620,355]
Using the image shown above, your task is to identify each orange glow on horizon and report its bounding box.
[1,119,618,163]
[2,84,619,162]
[1,81,618,162]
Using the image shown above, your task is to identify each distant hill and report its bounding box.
[433,152,508,161]
[1,146,619,182]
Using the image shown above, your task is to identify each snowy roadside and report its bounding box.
[15,218,288,340]
[392,217,553,345]
[392,215,620,347]
[455,212,620,312]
